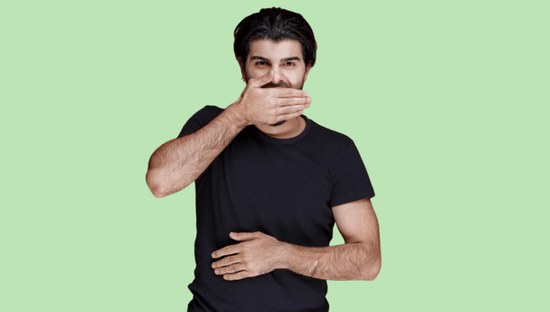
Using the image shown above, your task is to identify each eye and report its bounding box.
[284,62,295,67]
[255,61,267,66]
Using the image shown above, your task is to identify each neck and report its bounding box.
[255,116,306,139]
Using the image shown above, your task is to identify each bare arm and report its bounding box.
[212,198,381,281]
[146,105,246,198]
[146,70,311,198]
[282,198,381,280]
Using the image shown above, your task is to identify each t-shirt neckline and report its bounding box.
[252,115,312,145]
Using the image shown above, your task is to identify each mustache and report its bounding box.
[261,81,291,88]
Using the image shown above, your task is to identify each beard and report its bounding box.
[261,81,291,89]
[268,120,286,127]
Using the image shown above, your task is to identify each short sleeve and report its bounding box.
[177,105,224,138]
[330,139,375,207]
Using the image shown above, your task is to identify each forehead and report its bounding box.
[247,39,303,62]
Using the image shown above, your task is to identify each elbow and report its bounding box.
[146,178,169,198]
[363,263,381,281]
[145,170,170,198]
[145,169,191,198]
[361,253,381,281]
[150,185,168,198]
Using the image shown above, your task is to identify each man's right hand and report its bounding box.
[233,70,312,126]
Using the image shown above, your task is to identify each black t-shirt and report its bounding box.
[179,106,375,312]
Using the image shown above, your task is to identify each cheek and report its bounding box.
[246,68,267,80]
[288,73,306,88]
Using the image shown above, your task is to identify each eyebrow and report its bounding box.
[250,56,302,62]
[281,57,301,62]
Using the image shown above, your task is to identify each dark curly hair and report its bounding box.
[234,8,317,68]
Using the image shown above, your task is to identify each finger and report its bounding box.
[223,270,253,281]
[230,231,260,241]
[274,103,309,117]
[276,110,305,122]
[211,244,240,259]
[278,97,312,107]
[214,263,246,275]
[274,88,308,98]
[249,70,273,87]
[212,255,241,269]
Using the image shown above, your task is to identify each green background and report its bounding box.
[2,0,548,311]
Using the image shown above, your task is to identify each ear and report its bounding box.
[303,65,312,83]
[237,57,246,82]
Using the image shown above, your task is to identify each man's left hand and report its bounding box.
[211,231,286,281]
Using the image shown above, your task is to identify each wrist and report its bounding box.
[224,102,249,128]
[225,101,250,127]
[276,241,293,270]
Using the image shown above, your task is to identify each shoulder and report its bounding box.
[308,118,356,151]
[308,117,370,165]
[307,120,375,204]
[194,105,224,121]
[177,105,225,138]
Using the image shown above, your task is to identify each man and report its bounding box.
[146,7,381,312]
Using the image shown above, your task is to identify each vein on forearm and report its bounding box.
[287,242,380,281]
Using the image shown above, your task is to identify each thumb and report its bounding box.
[250,70,273,87]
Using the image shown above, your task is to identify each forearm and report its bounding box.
[146,104,246,198]
[280,241,381,281]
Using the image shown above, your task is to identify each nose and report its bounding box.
[270,67,284,84]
